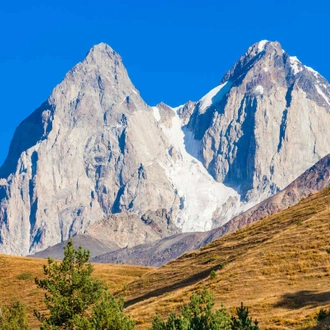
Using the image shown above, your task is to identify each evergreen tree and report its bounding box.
[82,292,135,330]
[34,240,104,329]
[150,288,232,330]
[231,303,259,330]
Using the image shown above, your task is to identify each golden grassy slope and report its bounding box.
[123,187,330,329]
[0,255,151,329]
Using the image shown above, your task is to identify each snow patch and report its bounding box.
[255,85,264,94]
[159,111,245,232]
[152,106,161,121]
[263,67,269,72]
[289,56,303,75]
[315,85,330,106]
[198,81,232,114]
[258,40,269,52]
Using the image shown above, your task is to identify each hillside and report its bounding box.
[0,255,151,329]
[2,186,330,329]
[123,186,330,329]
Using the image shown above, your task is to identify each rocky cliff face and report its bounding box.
[184,40,330,202]
[1,40,330,256]
[0,44,179,255]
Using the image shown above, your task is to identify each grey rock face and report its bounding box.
[0,44,178,255]
[2,40,330,256]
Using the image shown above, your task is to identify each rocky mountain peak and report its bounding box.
[2,40,330,257]
[221,40,285,85]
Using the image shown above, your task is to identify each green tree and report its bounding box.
[150,288,232,330]
[34,240,104,329]
[0,301,30,330]
[74,292,135,330]
[231,303,259,330]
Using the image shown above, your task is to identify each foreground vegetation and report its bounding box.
[124,186,330,329]
[0,241,257,329]
[2,186,330,328]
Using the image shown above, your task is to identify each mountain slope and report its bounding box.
[0,254,151,329]
[2,186,330,329]
[91,152,330,266]
[123,186,330,329]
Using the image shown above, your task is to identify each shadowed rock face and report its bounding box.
[2,40,330,256]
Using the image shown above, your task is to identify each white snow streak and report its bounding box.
[199,81,232,114]
[289,56,303,75]
[152,106,161,121]
[255,85,264,94]
[315,85,330,106]
[305,65,320,78]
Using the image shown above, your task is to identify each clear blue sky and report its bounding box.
[0,0,329,166]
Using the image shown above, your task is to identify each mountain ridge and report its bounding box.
[2,40,330,256]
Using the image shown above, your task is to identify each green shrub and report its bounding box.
[150,288,232,330]
[210,270,217,279]
[317,308,329,321]
[17,273,32,281]
[0,301,30,330]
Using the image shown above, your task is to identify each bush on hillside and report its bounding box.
[150,288,232,330]
[0,301,30,330]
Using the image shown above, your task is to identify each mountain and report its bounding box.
[29,234,118,259]
[90,152,330,266]
[2,40,330,256]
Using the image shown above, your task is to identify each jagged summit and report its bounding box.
[84,42,122,64]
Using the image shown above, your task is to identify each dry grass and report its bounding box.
[0,255,151,329]
[122,187,330,329]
